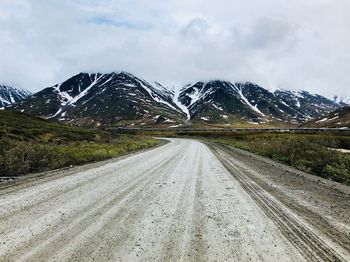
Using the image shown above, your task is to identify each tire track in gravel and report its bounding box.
[60,144,195,261]
[210,144,348,262]
[214,144,350,255]
[108,141,206,262]
[44,152,187,262]
[18,156,179,262]
[186,148,207,261]
[159,144,204,262]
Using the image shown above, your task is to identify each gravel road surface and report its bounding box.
[0,138,349,261]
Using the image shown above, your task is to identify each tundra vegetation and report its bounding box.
[0,110,160,176]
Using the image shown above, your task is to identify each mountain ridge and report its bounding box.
[0,84,32,108]
[12,72,185,126]
[9,72,345,126]
[177,80,341,124]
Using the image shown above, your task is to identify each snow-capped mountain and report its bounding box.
[11,74,344,126]
[13,72,185,125]
[0,84,31,108]
[302,106,350,128]
[177,81,341,124]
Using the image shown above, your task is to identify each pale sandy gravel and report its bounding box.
[0,139,306,261]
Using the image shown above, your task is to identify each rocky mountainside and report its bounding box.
[0,84,31,108]
[13,72,185,126]
[302,107,350,128]
[177,81,341,124]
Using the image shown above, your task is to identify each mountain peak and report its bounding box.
[0,84,32,108]
[12,72,185,126]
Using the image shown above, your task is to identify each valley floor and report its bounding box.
[0,139,349,261]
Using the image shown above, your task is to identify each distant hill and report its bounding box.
[302,107,350,128]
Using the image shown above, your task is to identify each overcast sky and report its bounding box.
[0,0,349,99]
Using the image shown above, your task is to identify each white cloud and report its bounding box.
[0,0,349,99]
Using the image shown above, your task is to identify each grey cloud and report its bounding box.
[181,18,208,39]
[239,18,297,51]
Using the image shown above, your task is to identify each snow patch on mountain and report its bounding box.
[232,83,265,116]
[68,74,103,106]
[135,78,181,113]
[173,88,191,120]
[187,83,206,107]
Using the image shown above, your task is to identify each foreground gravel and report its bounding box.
[0,138,348,261]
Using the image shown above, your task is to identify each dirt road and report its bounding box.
[0,139,349,261]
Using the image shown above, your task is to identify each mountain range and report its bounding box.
[4,71,347,127]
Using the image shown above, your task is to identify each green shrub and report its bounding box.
[0,136,160,177]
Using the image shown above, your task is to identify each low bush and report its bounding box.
[0,136,160,177]
[0,110,160,177]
